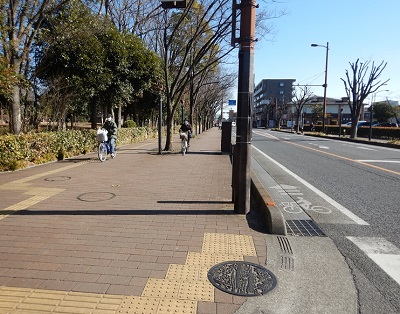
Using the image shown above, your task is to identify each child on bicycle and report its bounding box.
[103,113,118,157]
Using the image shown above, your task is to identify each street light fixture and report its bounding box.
[311,42,329,133]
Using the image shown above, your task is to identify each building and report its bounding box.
[301,96,351,126]
[253,79,296,128]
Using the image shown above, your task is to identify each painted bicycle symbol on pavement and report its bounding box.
[282,196,332,214]
[270,185,332,215]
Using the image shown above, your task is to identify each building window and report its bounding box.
[280,82,284,87]
[279,90,284,95]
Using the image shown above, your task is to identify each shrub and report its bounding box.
[123,120,136,128]
[0,127,157,171]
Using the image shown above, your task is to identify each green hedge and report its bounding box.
[312,125,400,139]
[0,127,157,171]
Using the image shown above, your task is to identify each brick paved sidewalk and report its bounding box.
[0,127,268,314]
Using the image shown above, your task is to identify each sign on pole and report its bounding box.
[160,0,187,9]
[228,100,236,106]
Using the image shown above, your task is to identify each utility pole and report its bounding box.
[232,0,257,214]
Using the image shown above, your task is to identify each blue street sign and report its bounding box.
[228,100,236,106]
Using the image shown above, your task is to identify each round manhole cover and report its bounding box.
[208,261,277,296]
[77,192,116,202]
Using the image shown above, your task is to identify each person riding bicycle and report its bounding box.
[179,120,192,146]
[103,113,118,157]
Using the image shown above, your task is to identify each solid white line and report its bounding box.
[347,237,400,285]
[252,146,369,225]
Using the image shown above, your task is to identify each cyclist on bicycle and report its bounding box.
[103,113,118,157]
[179,120,192,146]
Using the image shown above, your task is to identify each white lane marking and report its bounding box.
[252,146,369,225]
[346,237,400,285]
[357,146,376,151]
[319,146,330,149]
[253,130,279,140]
[357,160,400,163]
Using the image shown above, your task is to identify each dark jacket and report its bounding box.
[103,120,118,139]
[180,122,192,132]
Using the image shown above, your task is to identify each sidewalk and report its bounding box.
[0,127,357,314]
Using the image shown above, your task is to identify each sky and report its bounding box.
[228,0,399,111]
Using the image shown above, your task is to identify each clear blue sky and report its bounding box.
[249,0,399,104]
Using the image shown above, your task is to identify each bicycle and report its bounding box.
[97,129,116,162]
[179,131,189,156]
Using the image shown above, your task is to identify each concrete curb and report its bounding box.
[250,170,287,235]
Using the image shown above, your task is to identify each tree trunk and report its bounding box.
[10,85,22,134]
[90,101,97,129]
[118,104,122,128]
[164,99,172,151]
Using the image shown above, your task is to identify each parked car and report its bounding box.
[372,122,399,127]
[357,121,371,127]
[341,121,367,127]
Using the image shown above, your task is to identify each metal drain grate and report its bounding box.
[286,220,326,237]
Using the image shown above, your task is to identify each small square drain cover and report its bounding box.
[207,261,277,296]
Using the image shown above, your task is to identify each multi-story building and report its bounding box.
[253,79,296,127]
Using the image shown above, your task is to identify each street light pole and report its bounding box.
[311,42,329,133]
[232,0,256,214]
[368,89,389,141]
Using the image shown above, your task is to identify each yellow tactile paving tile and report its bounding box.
[117,296,196,314]
[178,282,213,302]
[166,265,209,282]
[0,287,124,314]
[141,279,213,302]
[185,252,244,267]
[157,298,196,314]
[202,233,257,256]
[0,162,87,211]
[141,279,181,299]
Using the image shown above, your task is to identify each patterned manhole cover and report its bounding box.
[77,192,116,202]
[44,176,71,181]
[208,261,277,296]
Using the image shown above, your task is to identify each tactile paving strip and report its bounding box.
[0,232,259,313]
[166,265,209,282]
[202,233,257,256]
[117,296,161,314]
[0,162,87,212]
[186,252,244,267]
[0,286,124,313]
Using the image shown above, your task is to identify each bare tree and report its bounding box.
[341,59,389,138]
[0,0,69,134]
[291,86,314,133]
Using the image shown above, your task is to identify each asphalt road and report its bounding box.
[251,129,400,314]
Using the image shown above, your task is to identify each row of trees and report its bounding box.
[2,0,257,150]
[290,59,391,137]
